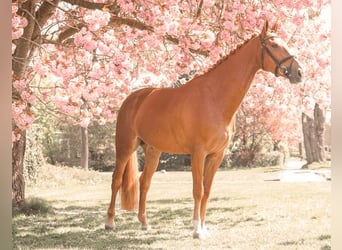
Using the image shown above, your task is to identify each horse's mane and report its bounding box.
[172,33,259,88]
[205,33,258,73]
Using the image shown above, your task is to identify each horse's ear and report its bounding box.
[261,20,269,37]
[271,22,278,32]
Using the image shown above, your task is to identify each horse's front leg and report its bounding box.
[191,150,206,239]
[200,151,225,237]
[138,145,161,230]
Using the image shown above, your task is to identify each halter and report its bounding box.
[259,35,295,77]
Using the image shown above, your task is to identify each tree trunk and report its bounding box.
[12,0,35,207]
[12,1,59,207]
[314,103,326,162]
[12,129,26,206]
[80,126,89,170]
[302,103,326,164]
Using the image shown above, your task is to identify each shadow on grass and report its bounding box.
[13,198,173,249]
[17,195,320,249]
[13,196,247,249]
[148,197,193,205]
[12,197,54,216]
[277,235,331,250]
[13,196,212,249]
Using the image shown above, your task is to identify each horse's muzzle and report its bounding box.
[288,66,303,84]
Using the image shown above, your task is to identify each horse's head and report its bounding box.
[259,21,303,84]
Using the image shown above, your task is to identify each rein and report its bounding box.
[259,35,295,77]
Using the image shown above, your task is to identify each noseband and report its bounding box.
[259,36,295,77]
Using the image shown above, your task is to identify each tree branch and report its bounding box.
[195,0,204,18]
[165,34,209,56]
[61,0,106,9]
[108,16,153,32]
[61,0,120,14]
[36,0,61,28]
[55,0,209,57]
[30,0,60,58]
[58,23,85,42]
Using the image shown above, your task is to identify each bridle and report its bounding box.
[259,35,295,77]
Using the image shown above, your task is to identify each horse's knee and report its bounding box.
[107,207,114,216]
[193,187,204,200]
[139,178,147,193]
[203,189,211,200]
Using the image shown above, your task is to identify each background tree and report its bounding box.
[302,103,327,164]
[12,0,331,206]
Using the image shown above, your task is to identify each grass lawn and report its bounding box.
[13,164,331,249]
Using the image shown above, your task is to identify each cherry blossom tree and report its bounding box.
[12,0,331,205]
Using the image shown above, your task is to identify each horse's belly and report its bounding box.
[136,120,230,155]
[136,123,190,154]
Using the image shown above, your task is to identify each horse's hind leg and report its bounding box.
[138,145,161,230]
[105,135,138,230]
[105,158,128,229]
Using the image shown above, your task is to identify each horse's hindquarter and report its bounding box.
[133,86,231,154]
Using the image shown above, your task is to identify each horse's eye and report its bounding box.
[271,43,279,48]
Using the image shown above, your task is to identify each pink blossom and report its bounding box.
[203,0,215,9]
[93,106,102,116]
[12,102,35,131]
[41,91,49,102]
[82,88,98,102]
[117,0,135,13]
[20,90,36,104]
[74,28,97,51]
[12,5,27,41]
[83,9,110,31]
[79,109,93,127]
[113,52,126,66]
[13,79,28,91]
[12,131,21,143]
[80,117,91,128]
[12,28,24,40]
[197,30,216,49]
[12,5,18,14]
[89,62,106,79]
[32,61,48,77]
[97,42,111,55]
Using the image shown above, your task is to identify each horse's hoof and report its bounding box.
[193,231,202,239]
[193,230,208,240]
[105,224,114,230]
[201,227,210,238]
[141,224,151,231]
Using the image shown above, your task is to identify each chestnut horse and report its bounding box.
[105,21,303,239]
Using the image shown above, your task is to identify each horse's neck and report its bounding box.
[205,36,261,123]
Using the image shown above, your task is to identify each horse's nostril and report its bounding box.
[298,69,302,78]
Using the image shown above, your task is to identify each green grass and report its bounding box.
[13,165,331,249]
[13,197,54,216]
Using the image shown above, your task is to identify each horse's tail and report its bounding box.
[120,151,139,211]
